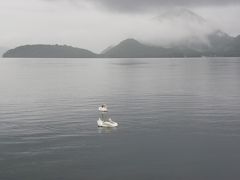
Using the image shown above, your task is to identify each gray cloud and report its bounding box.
[49,0,240,12]
[1,0,240,52]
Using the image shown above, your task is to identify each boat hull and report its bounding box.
[97,118,118,127]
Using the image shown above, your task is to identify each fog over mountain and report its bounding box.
[3,3,240,58]
[47,0,240,13]
[0,0,240,52]
[0,0,240,53]
[133,8,217,48]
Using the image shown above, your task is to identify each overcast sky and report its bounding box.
[0,0,240,52]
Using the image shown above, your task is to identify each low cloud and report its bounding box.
[130,8,217,47]
[45,0,240,13]
[1,1,240,52]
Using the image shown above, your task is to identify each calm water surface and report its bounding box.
[0,58,240,180]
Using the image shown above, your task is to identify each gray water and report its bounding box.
[0,58,240,180]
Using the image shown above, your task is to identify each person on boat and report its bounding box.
[102,104,106,108]
[99,104,107,111]
[99,104,108,122]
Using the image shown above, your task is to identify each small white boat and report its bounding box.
[98,104,118,127]
[97,118,118,128]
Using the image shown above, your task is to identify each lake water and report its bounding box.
[0,58,240,180]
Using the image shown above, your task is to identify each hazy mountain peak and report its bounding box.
[213,30,230,38]
[119,38,141,45]
[101,39,141,54]
[155,8,206,24]
[135,8,217,48]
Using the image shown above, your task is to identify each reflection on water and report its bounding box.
[97,127,118,134]
[0,58,240,180]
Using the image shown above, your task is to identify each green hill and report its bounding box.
[3,44,97,58]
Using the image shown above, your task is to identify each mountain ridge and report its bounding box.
[3,8,240,58]
[3,32,240,58]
